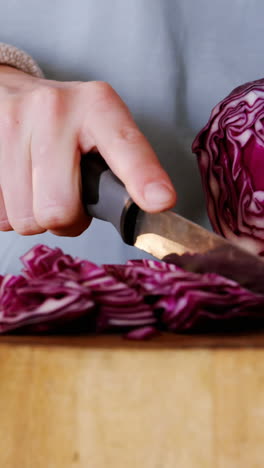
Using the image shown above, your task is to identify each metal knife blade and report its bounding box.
[133,210,264,293]
[81,152,264,292]
[134,210,231,259]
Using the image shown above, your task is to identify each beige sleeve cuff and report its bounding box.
[0,42,44,78]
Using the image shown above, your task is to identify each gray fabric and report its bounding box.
[0,0,263,272]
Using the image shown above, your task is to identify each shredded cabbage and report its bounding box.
[1,244,264,339]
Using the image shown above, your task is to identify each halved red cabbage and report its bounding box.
[0,244,264,339]
[192,79,264,255]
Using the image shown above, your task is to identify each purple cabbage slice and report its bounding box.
[0,244,263,339]
[192,78,264,255]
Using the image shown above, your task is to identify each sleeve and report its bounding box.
[0,42,44,78]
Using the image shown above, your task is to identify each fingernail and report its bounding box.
[144,182,175,208]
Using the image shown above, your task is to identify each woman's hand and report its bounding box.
[0,66,176,236]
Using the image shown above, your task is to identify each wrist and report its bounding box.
[0,64,32,76]
[0,65,43,94]
[0,64,37,83]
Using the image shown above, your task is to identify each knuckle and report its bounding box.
[115,126,144,145]
[12,216,44,236]
[0,219,12,232]
[0,102,19,138]
[92,80,113,95]
[49,218,91,237]
[36,206,71,231]
[89,81,116,111]
[31,86,63,118]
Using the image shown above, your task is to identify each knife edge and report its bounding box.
[133,211,234,257]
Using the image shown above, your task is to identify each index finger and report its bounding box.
[78,82,176,213]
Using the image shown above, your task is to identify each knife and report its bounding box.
[80,152,264,293]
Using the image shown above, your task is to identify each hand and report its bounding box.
[0,66,176,236]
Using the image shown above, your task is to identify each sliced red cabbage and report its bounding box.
[192,78,264,255]
[0,244,264,339]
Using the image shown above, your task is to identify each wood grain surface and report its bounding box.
[0,333,263,468]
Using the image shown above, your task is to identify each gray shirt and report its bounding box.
[0,0,263,272]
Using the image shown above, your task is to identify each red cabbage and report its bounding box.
[192,79,264,255]
[0,244,264,339]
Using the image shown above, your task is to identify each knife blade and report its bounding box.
[80,152,264,291]
[134,209,231,258]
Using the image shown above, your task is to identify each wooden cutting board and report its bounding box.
[0,333,264,468]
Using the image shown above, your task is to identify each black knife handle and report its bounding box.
[80,152,139,245]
